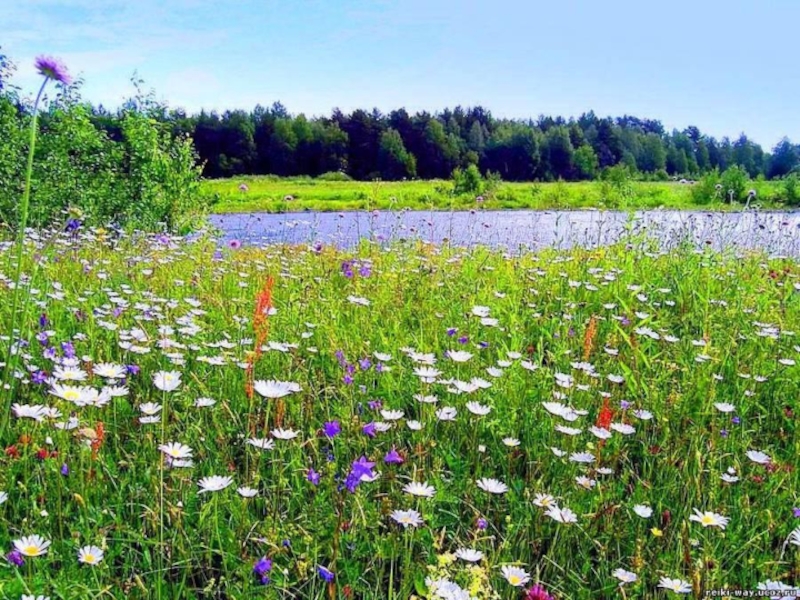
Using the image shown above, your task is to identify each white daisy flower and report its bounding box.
[77,545,104,565]
[455,548,484,562]
[197,475,234,494]
[500,565,530,587]
[390,509,424,528]
[476,478,508,494]
[403,482,436,498]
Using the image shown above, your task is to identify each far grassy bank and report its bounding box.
[203,176,794,214]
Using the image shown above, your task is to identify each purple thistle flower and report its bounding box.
[384,447,403,464]
[620,400,631,410]
[367,400,382,411]
[476,517,488,530]
[375,362,385,373]
[307,468,321,486]
[362,422,376,438]
[720,429,729,438]
[43,347,56,360]
[335,350,346,366]
[6,550,24,567]
[61,463,69,476]
[39,313,49,328]
[317,565,335,582]
[346,364,356,375]
[35,55,72,85]
[446,327,457,336]
[359,358,372,371]
[359,265,371,277]
[479,341,489,349]
[228,239,242,249]
[126,364,140,376]
[323,421,341,439]
[32,370,48,384]
[793,507,800,518]
[525,584,555,600]
[731,416,741,425]
[458,336,469,345]
[343,374,354,385]
[36,331,49,345]
[282,539,291,548]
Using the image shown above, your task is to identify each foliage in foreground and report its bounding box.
[0,80,205,232]
[0,230,798,599]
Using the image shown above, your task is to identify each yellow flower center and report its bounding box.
[701,515,714,525]
[64,390,79,400]
[23,545,39,556]
[509,575,521,585]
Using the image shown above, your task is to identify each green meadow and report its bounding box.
[0,230,798,599]
[202,176,790,214]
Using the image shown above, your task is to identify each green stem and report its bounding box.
[0,78,48,440]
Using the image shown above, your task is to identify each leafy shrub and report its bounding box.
[452,164,483,196]
[781,173,799,206]
[0,79,205,231]
[720,165,749,203]
[317,171,352,182]
[690,170,722,205]
[598,164,635,206]
[483,170,502,197]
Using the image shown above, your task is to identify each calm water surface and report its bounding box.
[208,209,800,256]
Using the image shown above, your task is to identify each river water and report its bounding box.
[208,209,800,256]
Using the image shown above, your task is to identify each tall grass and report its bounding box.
[0,226,798,599]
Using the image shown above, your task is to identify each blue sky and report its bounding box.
[2,0,797,148]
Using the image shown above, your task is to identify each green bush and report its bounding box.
[598,164,635,206]
[690,170,722,205]
[0,80,205,231]
[781,173,799,206]
[452,164,483,196]
[720,165,749,203]
[317,171,353,182]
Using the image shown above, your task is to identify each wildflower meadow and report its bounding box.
[0,55,799,600]
[0,225,799,599]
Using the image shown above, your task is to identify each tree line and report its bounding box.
[127,104,799,183]
[2,51,799,183]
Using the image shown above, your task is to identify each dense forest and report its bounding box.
[2,51,799,183]
[115,104,800,183]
